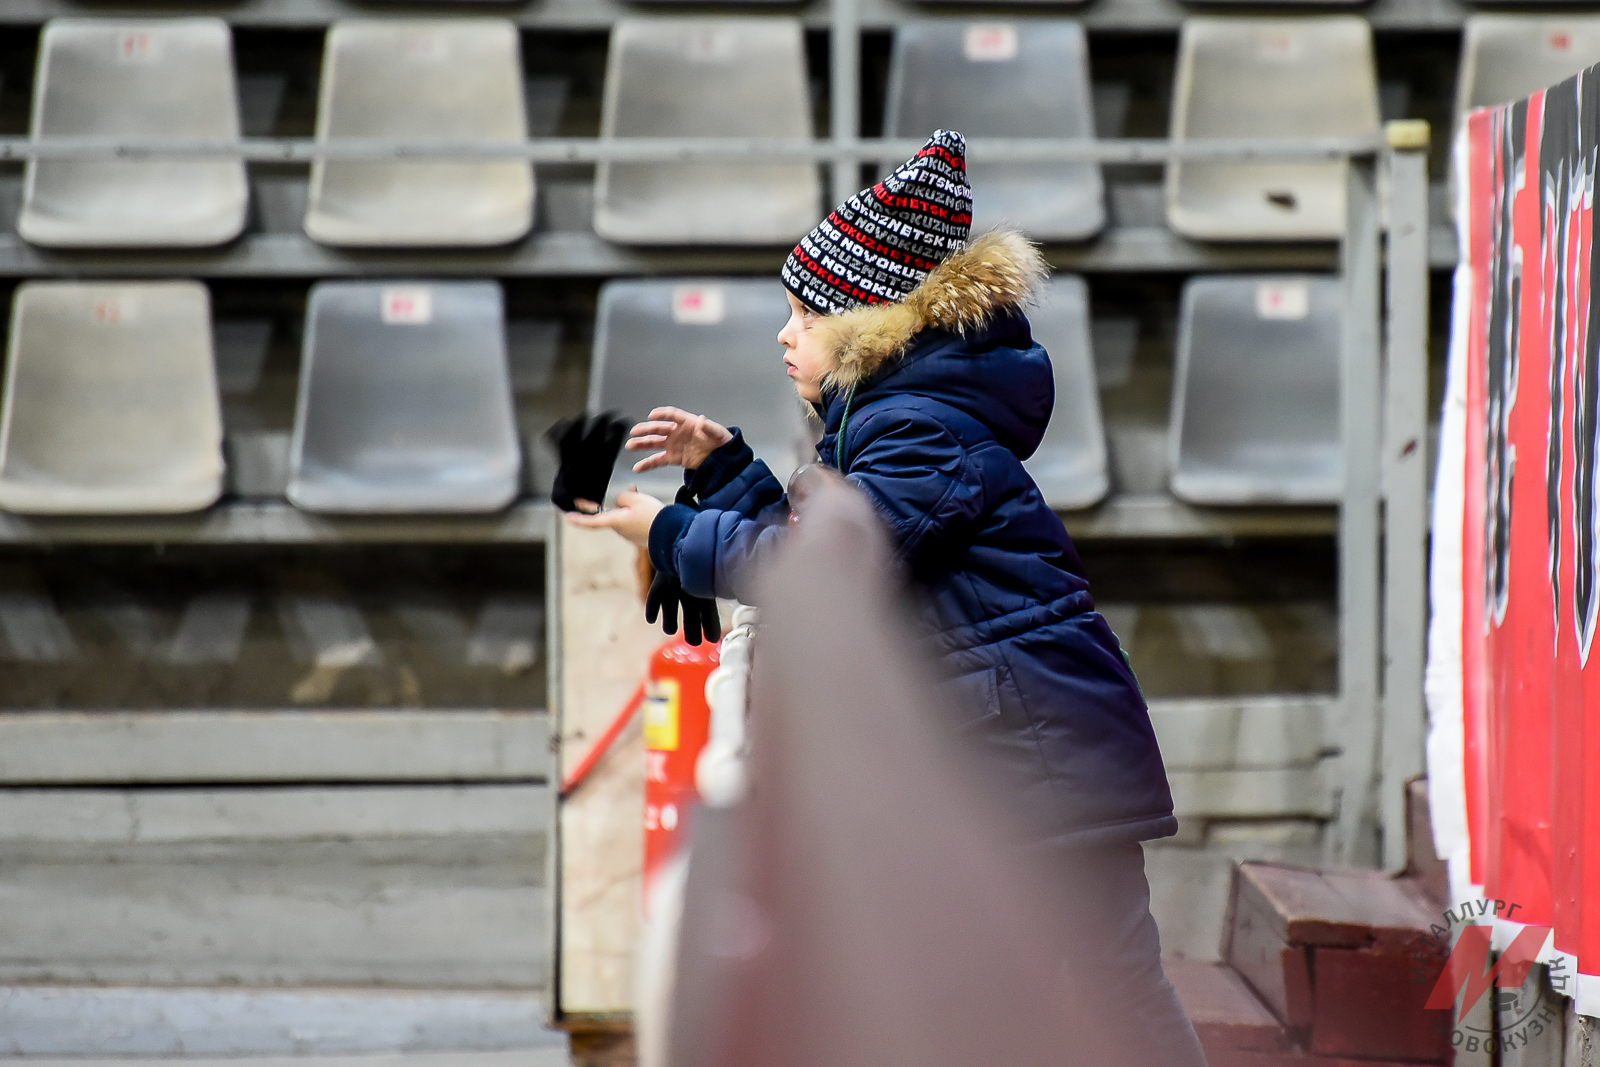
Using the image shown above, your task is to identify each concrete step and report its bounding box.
[0,988,566,1057]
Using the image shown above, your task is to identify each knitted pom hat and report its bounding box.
[781,129,973,315]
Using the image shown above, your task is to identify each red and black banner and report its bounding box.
[1433,63,1600,1014]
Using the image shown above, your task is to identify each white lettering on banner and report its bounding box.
[117,31,160,64]
[381,286,433,326]
[964,23,1019,63]
[672,285,726,325]
[1256,280,1310,320]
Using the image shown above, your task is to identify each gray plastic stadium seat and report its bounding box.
[0,281,224,514]
[594,20,821,245]
[885,22,1103,242]
[1165,18,1380,241]
[288,281,521,513]
[19,19,247,248]
[590,280,806,499]
[1169,275,1341,504]
[1022,276,1109,509]
[305,20,533,247]
[1457,17,1600,116]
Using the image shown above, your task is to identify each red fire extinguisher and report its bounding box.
[643,634,719,904]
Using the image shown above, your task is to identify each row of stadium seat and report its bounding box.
[15,15,1599,248]
[0,275,1337,517]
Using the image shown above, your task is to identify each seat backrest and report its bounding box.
[1164,17,1379,241]
[1021,275,1109,509]
[1169,275,1342,505]
[21,18,246,247]
[317,19,526,140]
[884,21,1102,241]
[1457,16,1600,116]
[1171,17,1380,140]
[289,281,521,514]
[589,279,806,499]
[306,19,533,247]
[0,281,223,514]
[594,19,820,245]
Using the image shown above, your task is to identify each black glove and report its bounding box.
[645,571,722,646]
[547,412,627,512]
[644,485,721,645]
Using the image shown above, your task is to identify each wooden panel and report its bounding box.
[1168,766,1334,820]
[556,524,661,1016]
[0,710,548,784]
[1148,696,1329,771]
[1310,942,1449,1062]
[1165,958,1286,1053]
[1223,873,1314,1030]
[1234,861,1432,948]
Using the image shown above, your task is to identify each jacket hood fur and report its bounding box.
[813,229,1048,393]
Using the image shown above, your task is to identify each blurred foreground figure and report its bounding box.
[666,483,1207,1067]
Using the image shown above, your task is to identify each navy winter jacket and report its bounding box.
[648,232,1177,849]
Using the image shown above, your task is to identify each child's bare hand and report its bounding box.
[563,490,664,548]
[625,408,733,472]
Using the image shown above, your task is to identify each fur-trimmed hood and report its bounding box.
[814,229,1048,392]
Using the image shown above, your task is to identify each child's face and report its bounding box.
[778,292,835,404]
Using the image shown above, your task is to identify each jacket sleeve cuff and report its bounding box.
[648,503,697,577]
[687,428,753,500]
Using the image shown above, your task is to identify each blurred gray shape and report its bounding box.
[288,281,521,514]
[213,317,274,395]
[1456,16,1600,116]
[20,18,248,248]
[1021,275,1109,509]
[0,281,225,514]
[396,596,471,652]
[1169,274,1342,504]
[305,19,534,247]
[1171,603,1272,661]
[594,19,821,245]
[1092,80,1132,139]
[669,480,1124,1067]
[277,592,381,667]
[0,591,78,662]
[524,75,569,138]
[1090,313,1139,389]
[92,585,163,655]
[227,430,291,498]
[237,71,287,136]
[1165,17,1380,241]
[165,592,252,665]
[506,319,562,393]
[589,279,805,500]
[467,595,543,673]
[885,21,1104,241]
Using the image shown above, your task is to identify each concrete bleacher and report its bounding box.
[0,0,1495,1059]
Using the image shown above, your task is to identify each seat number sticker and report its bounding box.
[687,29,735,63]
[117,32,160,64]
[964,24,1018,63]
[1256,280,1309,320]
[91,297,135,324]
[644,678,680,752]
[1260,30,1302,61]
[672,285,726,325]
[1549,31,1574,53]
[381,287,433,326]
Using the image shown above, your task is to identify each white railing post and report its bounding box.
[1380,120,1432,872]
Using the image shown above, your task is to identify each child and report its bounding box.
[569,130,1206,1066]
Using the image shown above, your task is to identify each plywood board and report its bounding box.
[556,523,662,1016]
